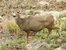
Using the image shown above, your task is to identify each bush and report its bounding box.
[6,21,20,35]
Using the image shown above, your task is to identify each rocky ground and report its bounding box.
[0,0,66,50]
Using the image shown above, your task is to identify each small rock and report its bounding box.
[26,39,49,50]
[54,47,64,50]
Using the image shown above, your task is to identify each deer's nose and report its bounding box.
[13,15,16,17]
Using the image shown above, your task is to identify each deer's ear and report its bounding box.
[20,15,30,19]
[20,15,25,18]
[20,15,26,19]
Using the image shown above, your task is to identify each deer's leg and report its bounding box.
[28,31,36,42]
[26,32,29,43]
[52,26,61,38]
[56,29,61,38]
[46,29,52,39]
[26,31,36,43]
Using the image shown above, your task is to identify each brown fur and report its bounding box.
[13,12,60,43]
